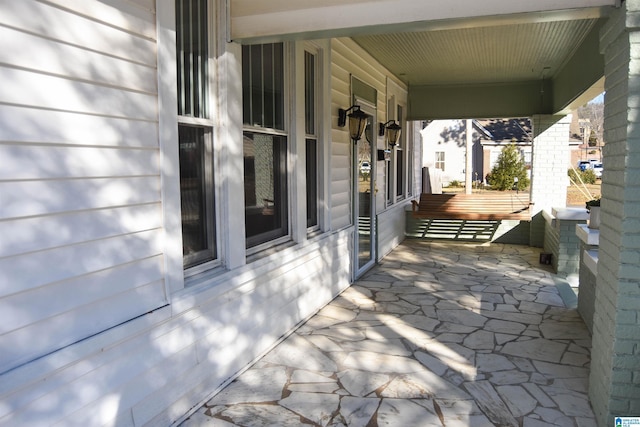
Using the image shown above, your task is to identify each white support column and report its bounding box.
[529,114,571,246]
[589,1,640,423]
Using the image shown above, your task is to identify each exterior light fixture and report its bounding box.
[379,120,402,148]
[338,105,368,143]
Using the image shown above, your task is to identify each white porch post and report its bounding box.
[529,114,571,246]
[590,1,640,424]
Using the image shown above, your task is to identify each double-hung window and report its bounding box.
[305,50,319,230]
[242,43,289,249]
[176,0,216,269]
[395,105,405,199]
[435,151,446,171]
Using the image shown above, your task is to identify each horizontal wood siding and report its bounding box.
[0,0,165,374]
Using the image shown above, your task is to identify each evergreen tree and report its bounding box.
[487,144,530,191]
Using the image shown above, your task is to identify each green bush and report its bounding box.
[486,144,530,191]
[568,168,596,185]
[447,180,463,188]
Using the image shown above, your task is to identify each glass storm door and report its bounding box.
[355,114,376,277]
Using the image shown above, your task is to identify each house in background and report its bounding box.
[421,118,534,187]
[1,1,639,426]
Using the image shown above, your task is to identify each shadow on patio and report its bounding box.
[180,239,594,427]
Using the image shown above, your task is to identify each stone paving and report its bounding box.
[180,240,594,427]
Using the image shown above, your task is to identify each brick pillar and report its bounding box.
[590,2,640,424]
[530,114,570,246]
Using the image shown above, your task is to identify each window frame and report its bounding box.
[304,48,321,233]
[175,0,221,275]
[435,151,446,171]
[242,42,292,254]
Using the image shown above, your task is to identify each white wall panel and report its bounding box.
[0,177,161,220]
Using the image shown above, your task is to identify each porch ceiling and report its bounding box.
[352,19,599,87]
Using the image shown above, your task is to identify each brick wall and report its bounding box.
[590,1,640,423]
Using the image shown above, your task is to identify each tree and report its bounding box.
[487,144,530,191]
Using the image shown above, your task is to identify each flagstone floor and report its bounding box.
[180,239,594,427]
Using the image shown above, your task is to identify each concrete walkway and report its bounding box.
[180,240,594,427]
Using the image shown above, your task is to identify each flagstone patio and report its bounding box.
[180,239,594,427]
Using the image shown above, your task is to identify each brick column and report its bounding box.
[590,2,640,424]
[530,114,571,246]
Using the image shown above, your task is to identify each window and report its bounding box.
[395,105,405,198]
[242,43,289,248]
[176,0,216,269]
[435,151,445,171]
[305,50,319,229]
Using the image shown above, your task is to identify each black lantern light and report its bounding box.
[338,105,368,143]
[379,120,402,148]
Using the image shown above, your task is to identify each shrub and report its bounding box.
[568,168,596,185]
[447,180,463,188]
[486,144,530,191]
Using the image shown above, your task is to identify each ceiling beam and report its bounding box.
[230,0,617,42]
[407,81,553,120]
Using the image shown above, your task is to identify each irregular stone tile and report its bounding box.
[535,291,565,307]
[482,310,542,325]
[552,378,589,393]
[576,417,598,427]
[476,353,516,372]
[362,325,407,340]
[437,333,465,343]
[279,392,340,426]
[337,370,389,397]
[318,305,359,322]
[291,370,334,383]
[484,319,526,334]
[420,305,437,318]
[434,321,478,334]
[511,290,537,302]
[305,315,348,330]
[338,396,380,427]
[380,375,433,398]
[414,351,448,376]
[219,404,304,427]
[342,351,425,373]
[339,337,411,356]
[539,322,590,340]
[496,385,538,417]
[533,361,589,379]
[433,399,492,426]
[523,415,556,427]
[262,335,338,372]
[305,334,345,353]
[495,333,519,345]
[568,343,590,355]
[534,407,573,425]
[374,291,400,302]
[404,370,472,399]
[288,382,340,393]
[437,309,488,327]
[209,366,287,405]
[496,304,519,312]
[376,399,441,426]
[375,300,420,314]
[398,314,440,331]
[489,370,530,385]
[518,301,549,314]
[463,381,519,427]
[313,327,367,342]
[540,386,593,417]
[523,383,556,407]
[560,352,590,367]
[462,330,495,350]
[502,338,567,363]
[503,294,519,305]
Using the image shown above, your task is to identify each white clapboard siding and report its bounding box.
[330,38,390,231]
[0,176,161,220]
[0,105,159,148]
[0,1,157,66]
[0,146,158,180]
[0,0,163,375]
[0,27,157,94]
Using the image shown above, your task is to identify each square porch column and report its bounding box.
[589,1,640,424]
[530,114,571,246]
